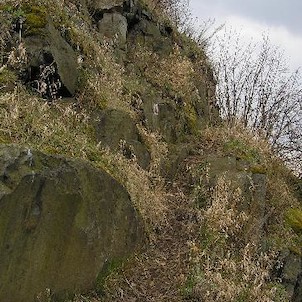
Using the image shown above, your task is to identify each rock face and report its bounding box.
[279,252,302,302]
[0,145,143,302]
[89,0,125,11]
[98,12,128,50]
[23,20,78,98]
[95,109,151,169]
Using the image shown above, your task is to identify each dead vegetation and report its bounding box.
[0,1,301,302]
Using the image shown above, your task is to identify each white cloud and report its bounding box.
[221,15,302,71]
[190,0,302,72]
[194,12,302,72]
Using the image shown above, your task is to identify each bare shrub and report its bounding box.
[211,31,302,174]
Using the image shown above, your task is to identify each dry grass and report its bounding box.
[131,44,202,103]
[1,2,300,302]
[137,125,168,174]
[188,176,289,302]
[0,89,91,156]
[198,122,273,160]
[99,150,168,233]
[101,185,199,302]
[0,87,167,234]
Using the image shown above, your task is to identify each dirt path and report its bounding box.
[102,184,199,302]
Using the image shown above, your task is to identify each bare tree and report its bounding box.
[211,30,302,173]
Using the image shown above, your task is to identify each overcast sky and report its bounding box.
[189,0,302,71]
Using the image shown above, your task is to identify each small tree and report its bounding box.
[211,30,302,173]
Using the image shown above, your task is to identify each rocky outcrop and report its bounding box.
[98,12,128,50]
[23,20,78,99]
[95,109,151,169]
[0,145,143,302]
[278,252,302,302]
[89,0,125,11]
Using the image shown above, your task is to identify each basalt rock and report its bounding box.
[88,0,125,11]
[94,109,151,169]
[0,144,143,302]
[98,12,128,50]
[23,21,78,99]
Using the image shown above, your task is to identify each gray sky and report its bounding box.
[189,0,302,70]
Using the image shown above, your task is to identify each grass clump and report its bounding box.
[286,208,302,234]
[0,67,17,86]
[22,4,47,35]
[223,138,261,163]
[187,176,289,302]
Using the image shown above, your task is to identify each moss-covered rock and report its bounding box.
[286,208,302,234]
[23,19,78,98]
[22,4,48,36]
[0,144,143,302]
[94,109,151,169]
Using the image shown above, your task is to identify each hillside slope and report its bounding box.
[0,0,301,301]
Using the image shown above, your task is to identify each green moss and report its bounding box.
[183,103,198,134]
[181,272,198,298]
[286,208,302,234]
[250,164,267,174]
[289,245,302,256]
[235,290,250,302]
[22,4,47,36]
[267,283,289,302]
[0,4,24,18]
[223,139,261,163]
[0,134,11,144]
[0,3,47,36]
[0,67,17,85]
[96,258,125,294]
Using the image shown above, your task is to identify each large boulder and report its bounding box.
[0,145,143,302]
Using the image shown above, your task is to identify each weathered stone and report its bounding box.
[98,13,128,50]
[0,144,143,302]
[292,273,302,302]
[23,21,78,98]
[89,0,124,11]
[279,251,302,301]
[128,19,173,54]
[95,109,150,169]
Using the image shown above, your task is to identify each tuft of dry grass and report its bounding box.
[0,88,91,156]
[189,176,289,302]
[131,44,201,104]
[137,125,168,175]
[97,149,168,234]
[198,122,273,160]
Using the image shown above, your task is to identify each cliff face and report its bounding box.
[0,1,301,301]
